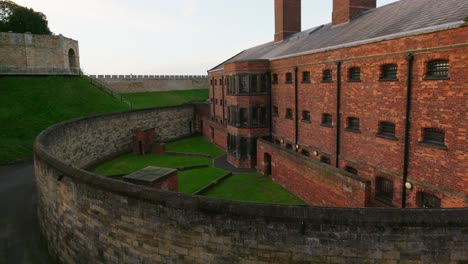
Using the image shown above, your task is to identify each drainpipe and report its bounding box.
[211,77,215,119]
[268,72,273,139]
[402,53,414,208]
[294,66,299,152]
[221,76,225,124]
[335,62,342,168]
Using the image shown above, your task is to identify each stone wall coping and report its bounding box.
[91,75,208,80]
[34,106,468,227]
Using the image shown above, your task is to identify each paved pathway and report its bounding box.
[213,155,257,173]
[0,161,54,264]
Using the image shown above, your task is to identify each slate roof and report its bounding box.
[210,0,468,71]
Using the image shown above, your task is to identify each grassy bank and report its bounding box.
[122,89,208,109]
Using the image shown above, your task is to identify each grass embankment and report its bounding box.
[91,136,305,204]
[0,76,128,163]
[122,89,208,109]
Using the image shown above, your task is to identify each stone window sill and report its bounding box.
[423,75,450,81]
[376,134,398,141]
[301,120,311,123]
[345,128,361,133]
[347,79,361,83]
[418,141,448,150]
[321,123,333,128]
[321,80,333,83]
[379,78,398,82]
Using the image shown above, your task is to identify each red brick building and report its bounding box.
[205,0,468,208]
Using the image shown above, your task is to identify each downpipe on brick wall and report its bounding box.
[335,62,342,168]
[294,66,299,152]
[402,53,414,208]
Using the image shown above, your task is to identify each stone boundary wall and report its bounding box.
[94,75,208,93]
[0,32,80,75]
[34,106,468,264]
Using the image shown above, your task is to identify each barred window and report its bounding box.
[301,150,310,157]
[320,156,331,165]
[378,122,396,138]
[302,71,310,83]
[422,128,445,146]
[302,111,311,122]
[285,108,293,119]
[285,143,293,150]
[285,72,293,84]
[322,69,332,82]
[345,166,358,175]
[380,64,398,80]
[239,108,248,127]
[417,192,441,208]
[239,75,249,93]
[346,117,360,132]
[273,106,279,116]
[376,177,393,203]
[251,75,258,92]
[321,113,332,127]
[272,74,278,84]
[348,67,361,82]
[425,60,449,79]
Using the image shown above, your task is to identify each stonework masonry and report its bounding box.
[0,32,80,75]
[34,105,468,263]
[96,75,208,93]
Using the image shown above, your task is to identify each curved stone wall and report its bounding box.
[34,105,468,264]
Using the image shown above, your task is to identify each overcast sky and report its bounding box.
[15,0,399,75]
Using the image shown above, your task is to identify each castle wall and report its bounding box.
[95,75,208,93]
[0,32,80,75]
[34,105,468,263]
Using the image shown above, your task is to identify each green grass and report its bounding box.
[0,76,128,163]
[203,173,306,205]
[90,153,212,176]
[90,136,304,204]
[122,89,208,109]
[166,136,225,158]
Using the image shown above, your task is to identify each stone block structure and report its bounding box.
[34,104,468,263]
[0,32,80,75]
[205,0,468,208]
[95,75,208,93]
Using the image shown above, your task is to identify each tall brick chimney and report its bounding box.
[332,0,376,26]
[274,0,301,43]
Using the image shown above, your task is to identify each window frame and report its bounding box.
[322,69,333,83]
[379,64,398,81]
[272,74,278,84]
[417,192,441,208]
[301,110,311,123]
[321,113,332,127]
[272,106,279,116]
[345,166,358,175]
[348,67,361,82]
[301,71,311,83]
[285,72,293,84]
[377,121,397,140]
[375,177,394,205]
[423,60,449,80]
[285,108,293,120]
[345,117,360,133]
[419,127,447,150]
[320,156,331,165]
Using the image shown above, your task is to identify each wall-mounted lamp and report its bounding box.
[295,145,299,150]
[405,182,413,190]
[280,139,284,144]
[314,151,319,156]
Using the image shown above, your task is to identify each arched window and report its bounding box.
[68,48,77,69]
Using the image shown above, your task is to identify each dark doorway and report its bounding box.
[264,153,272,176]
[68,49,77,69]
[189,121,193,134]
[210,127,214,142]
[138,141,144,155]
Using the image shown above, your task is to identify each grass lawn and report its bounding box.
[122,89,208,109]
[0,76,128,163]
[203,173,306,205]
[90,136,304,204]
[166,136,225,158]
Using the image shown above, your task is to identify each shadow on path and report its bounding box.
[0,161,54,264]
[213,155,257,174]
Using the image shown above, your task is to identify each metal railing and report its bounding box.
[79,70,133,109]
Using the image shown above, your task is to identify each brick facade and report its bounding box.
[207,21,467,207]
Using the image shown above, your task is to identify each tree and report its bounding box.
[0,0,51,34]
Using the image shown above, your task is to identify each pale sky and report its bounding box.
[15,0,399,75]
